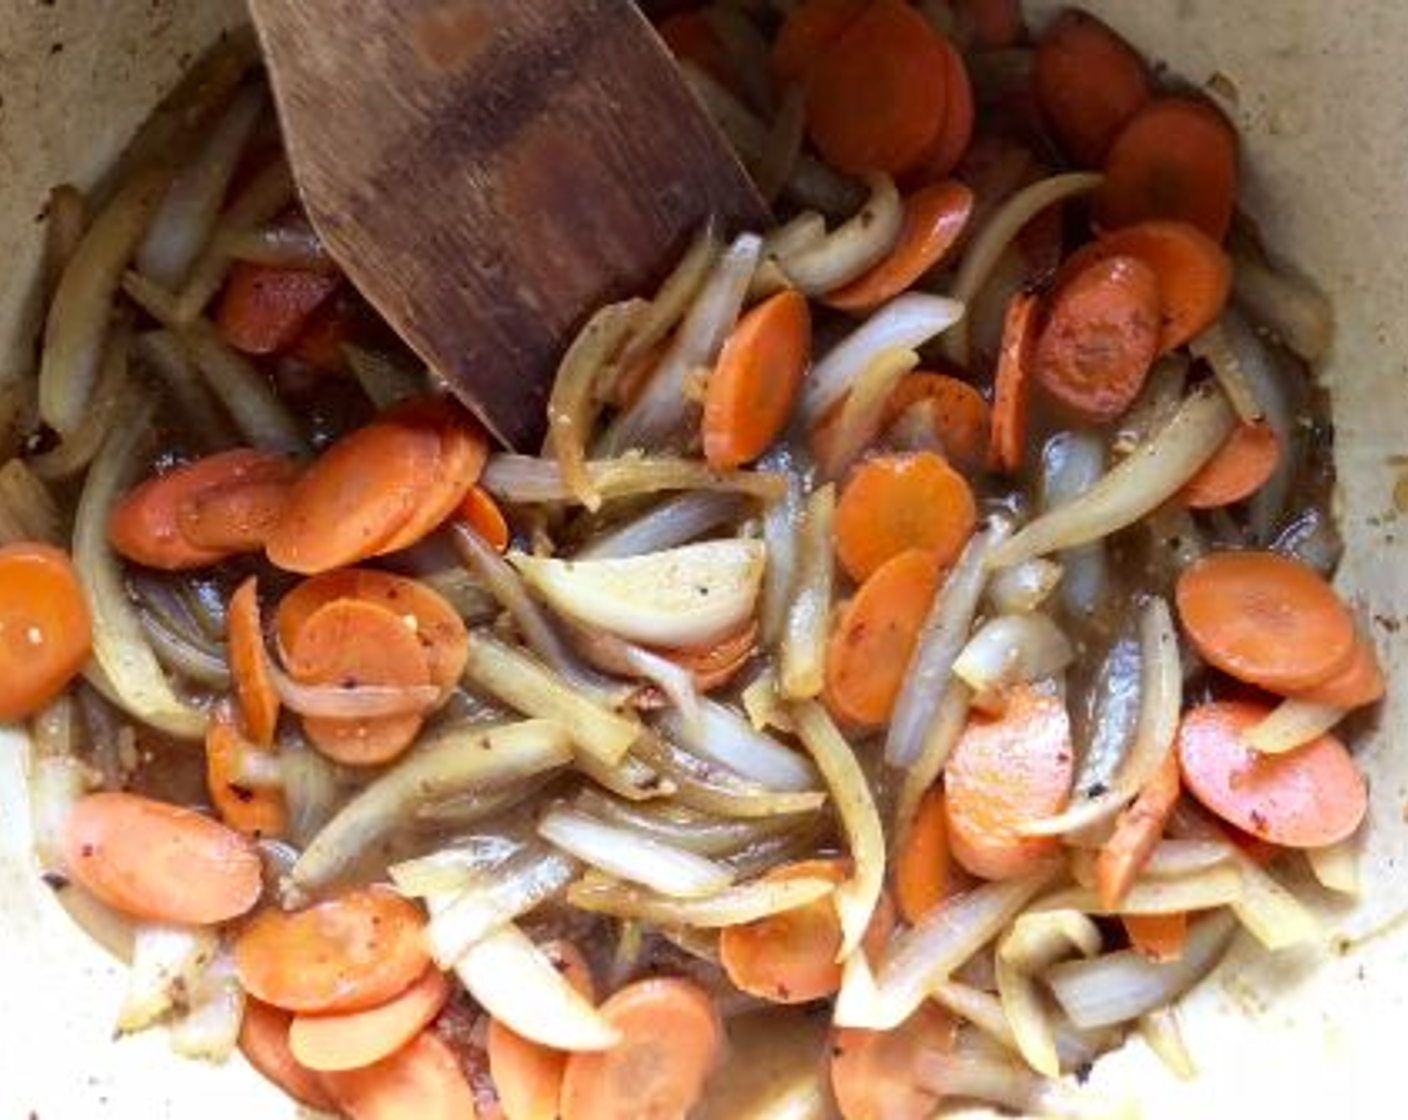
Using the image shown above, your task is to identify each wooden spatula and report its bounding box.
[248,0,768,449]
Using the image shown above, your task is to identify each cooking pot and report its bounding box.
[0,1,1404,1116]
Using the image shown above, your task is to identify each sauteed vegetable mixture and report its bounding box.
[6,2,1368,1117]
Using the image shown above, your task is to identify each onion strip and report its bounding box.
[30,321,133,481]
[176,324,308,456]
[481,453,786,505]
[1232,250,1333,361]
[814,348,919,480]
[538,807,734,899]
[575,491,750,561]
[776,174,903,296]
[780,484,835,699]
[567,869,833,928]
[1242,697,1346,754]
[425,849,578,967]
[266,661,440,719]
[133,330,240,451]
[657,697,817,792]
[1307,835,1361,896]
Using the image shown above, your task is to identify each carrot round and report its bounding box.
[1061,220,1233,352]
[560,977,722,1120]
[286,597,433,765]
[824,549,943,727]
[290,967,452,1073]
[895,786,961,924]
[944,686,1074,879]
[234,887,430,1014]
[1033,9,1152,166]
[460,485,511,553]
[988,291,1040,474]
[1176,700,1367,848]
[321,1028,479,1120]
[1096,97,1239,241]
[1175,551,1356,693]
[702,290,811,470]
[178,475,295,553]
[771,0,869,87]
[217,262,341,355]
[206,718,286,839]
[488,941,595,1120]
[228,576,280,747]
[1095,751,1181,909]
[834,451,976,582]
[0,543,92,721]
[824,182,975,312]
[1123,912,1188,963]
[276,567,468,693]
[1293,636,1384,709]
[110,448,294,570]
[883,371,991,474]
[804,0,950,176]
[287,294,357,373]
[1180,421,1281,509]
[265,415,442,574]
[240,999,340,1112]
[375,399,490,555]
[62,791,262,924]
[830,1004,956,1120]
[1033,253,1162,424]
[655,619,759,693]
[904,39,974,185]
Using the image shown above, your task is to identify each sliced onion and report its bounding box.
[40,164,169,436]
[763,212,828,262]
[759,448,806,647]
[780,485,835,700]
[1307,834,1361,896]
[599,232,761,454]
[575,790,796,857]
[425,849,578,966]
[137,86,264,288]
[894,681,972,838]
[176,324,308,456]
[343,344,426,410]
[1139,838,1235,879]
[790,701,884,959]
[801,294,965,425]
[388,836,526,897]
[777,174,903,296]
[43,182,88,298]
[266,661,440,719]
[1189,319,1265,424]
[0,457,62,544]
[30,322,132,481]
[1272,506,1343,575]
[814,348,919,480]
[988,385,1236,569]
[914,1049,1073,1115]
[995,953,1060,1077]
[616,221,722,374]
[133,330,240,450]
[953,614,1074,697]
[279,735,343,849]
[632,731,827,819]
[574,630,701,731]
[167,950,245,1061]
[538,807,734,898]
[657,697,817,792]
[942,172,1104,367]
[998,910,1102,973]
[1070,633,1142,802]
[481,453,786,505]
[568,869,834,928]
[886,517,1011,768]
[117,923,216,1032]
[1243,697,1346,754]
[1140,1006,1197,1081]
[930,980,1108,1075]
[217,221,334,272]
[1113,354,1190,454]
[1040,431,1109,620]
[460,631,640,767]
[291,721,572,889]
[1232,250,1333,361]
[414,781,545,831]
[575,747,675,803]
[445,921,620,1051]
[27,754,94,873]
[1047,911,1236,1029]
[740,665,794,734]
[986,559,1063,615]
[1039,862,1243,915]
[138,608,231,689]
[575,492,750,560]
[1229,857,1321,950]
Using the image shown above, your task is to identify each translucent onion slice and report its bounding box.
[116,923,217,1032]
[1232,250,1333,361]
[133,330,240,451]
[1140,1006,1198,1081]
[631,732,827,819]
[1307,835,1361,896]
[1039,863,1243,916]
[995,953,1060,1078]
[425,849,578,967]
[986,559,1063,615]
[266,661,440,719]
[1189,319,1265,424]
[759,449,806,648]
[776,174,903,296]
[567,870,834,928]
[617,221,721,370]
[657,698,818,792]
[1242,697,1346,755]
[575,492,751,561]
[538,807,734,898]
[176,324,308,457]
[167,950,245,1061]
[894,681,972,839]
[780,485,835,700]
[388,836,526,898]
[952,613,1074,696]
[482,453,787,506]
[998,910,1102,973]
[814,348,919,480]
[344,344,425,410]
[574,791,797,857]
[1040,430,1109,620]
[1229,857,1321,950]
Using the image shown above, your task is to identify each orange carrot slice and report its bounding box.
[988,291,1040,474]
[771,0,869,87]
[62,791,262,924]
[883,371,991,474]
[228,576,280,747]
[290,967,452,1073]
[206,717,286,839]
[217,262,341,355]
[1176,700,1367,848]
[240,999,340,1111]
[834,451,976,582]
[1122,913,1187,963]
[1095,751,1181,908]
[830,1003,956,1120]
[321,1029,479,1120]
[904,38,975,185]
[1180,421,1281,509]
[895,786,964,924]
[374,399,490,555]
[460,485,511,553]
[0,542,91,721]
[654,619,759,693]
[1292,636,1385,709]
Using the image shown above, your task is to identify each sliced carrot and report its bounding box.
[904,37,974,185]
[276,567,468,692]
[1175,551,1356,693]
[286,294,357,373]
[487,941,595,1120]
[824,549,944,727]
[1096,97,1239,241]
[1122,913,1187,963]
[824,182,975,312]
[290,967,452,1073]
[217,262,341,355]
[110,448,295,570]
[239,999,340,1112]
[234,887,430,1014]
[560,977,722,1120]
[654,618,759,692]
[206,717,286,839]
[228,576,280,746]
[944,685,1074,879]
[702,290,811,469]
[265,415,443,574]
[882,371,991,474]
[894,786,964,924]
[0,543,91,721]
[286,597,433,765]
[1033,253,1162,424]
[1176,700,1367,848]
[1033,9,1152,166]
[657,11,735,91]
[1292,635,1385,709]
[988,291,1040,474]
[834,451,976,582]
[374,399,490,555]
[830,1003,956,1120]
[321,1028,479,1120]
[460,485,511,553]
[178,476,295,553]
[62,791,262,924]
[804,0,950,176]
[954,0,1025,50]
[1060,220,1233,352]
[1180,421,1281,509]
[1095,751,1181,908]
[770,0,869,87]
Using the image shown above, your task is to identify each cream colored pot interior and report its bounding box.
[1,1,1406,1116]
